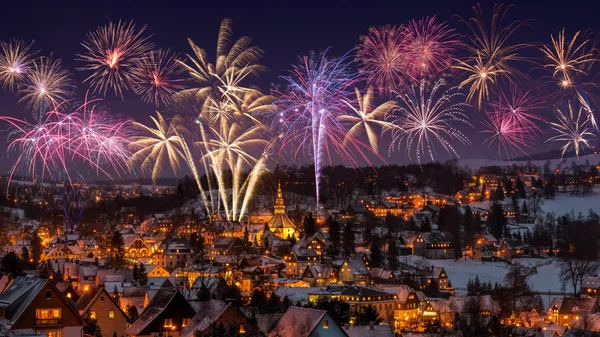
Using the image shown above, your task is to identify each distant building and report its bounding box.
[267,182,298,240]
[268,306,349,337]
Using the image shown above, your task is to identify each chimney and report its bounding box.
[369,322,374,330]
[431,265,434,272]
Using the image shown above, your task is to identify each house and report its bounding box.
[126,282,196,336]
[268,306,349,337]
[338,257,369,285]
[154,238,194,269]
[301,264,337,286]
[76,286,129,337]
[420,266,453,294]
[498,239,524,261]
[284,248,319,277]
[267,182,298,240]
[474,244,498,261]
[0,276,84,337]
[414,231,455,260]
[546,297,600,327]
[146,265,170,278]
[123,234,152,259]
[180,300,258,337]
[582,277,600,298]
[380,285,421,330]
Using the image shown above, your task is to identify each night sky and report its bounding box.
[1,0,600,177]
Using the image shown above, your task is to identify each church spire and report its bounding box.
[274,181,285,215]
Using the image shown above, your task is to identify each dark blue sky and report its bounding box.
[1,0,600,176]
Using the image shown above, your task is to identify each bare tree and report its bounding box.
[558,258,600,296]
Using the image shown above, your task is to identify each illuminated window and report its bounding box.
[323,319,329,329]
[183,318,191,327]
[164,318,173,327]
[109,310,115,319]
[239,323,246,334]
[90,311,96,319]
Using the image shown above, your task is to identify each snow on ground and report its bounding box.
[422,258,569,306]
[458,153,600,171]
[542,189,600,216]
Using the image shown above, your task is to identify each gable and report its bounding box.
[86,288,128,320]
[13,283,83,330]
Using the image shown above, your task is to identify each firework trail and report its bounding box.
[388,80,471,164]
[547,101,595,158]
[0,39,36,91]
[78,20,153,98]
[481,109,533,160]
[277,49,387,210]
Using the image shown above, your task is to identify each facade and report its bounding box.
[154,239,194,269]
[0,276,84,337]
[267,183,298,240]
[76,287,129,337]
[268,306,349,337]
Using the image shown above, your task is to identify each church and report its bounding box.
[266,182,298,240]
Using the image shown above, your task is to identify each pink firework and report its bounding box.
[481,109,534,160]
[356,25,408,95]
[490,85,545,137]
[0,98,131,186]
[403,16,460,80]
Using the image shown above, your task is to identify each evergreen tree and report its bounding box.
[369,238,383,268]
[0,252,22,279]
[31,232,43,264]
[355,305,383,325]
[110,232,125,268]
[488,202,507,240]
[420,217,432,232]
[544,180,555,199]
[21,247,31,269]
[492,186,505,201]
[342,224,355,257]
[303,213,317,237]
[82,311,102,337]
[328,218,341,256]
[126,304,139,323]
[190,232,205,264]
[515,177,527,199]
[138,263,148,286]
[387,239,399,270]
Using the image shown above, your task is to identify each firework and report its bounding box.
[178,18,264,103]
[456,3,532,108]
[541,29,595,88]
[490,85,544,137]
[0,39,36,91]
[339,87,396,153]
[0,98,131,186]
[388,80,471,163]
[18,56,74,110]
[132,49,185,106]
[277,49,378,209]
[403,16,459,79]
[481,110,532,160]
[547,101,595,158]
[356,25,408,94]
[130,111,184,184]
[78,20,153,98]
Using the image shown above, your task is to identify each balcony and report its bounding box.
[35,319,62,326]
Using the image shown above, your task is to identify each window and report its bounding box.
[164,318,173,328]
[323,320,329,329]
[100,296,105,303]
[36,308,61,325]
[45,290,52,299]
[46,331,61,337]
[183,318,191,327]
[239,323,246,334]
[109,310,115,319]
[90,311,96,319]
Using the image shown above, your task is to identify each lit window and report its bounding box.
[239,323,246,334]
[90,311,96,319]
[323,319,329,329]
[164,318,173,327]
[108,310,115,319]
[183,318,191,327]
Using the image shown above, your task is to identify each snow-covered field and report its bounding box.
[542,189,600,216]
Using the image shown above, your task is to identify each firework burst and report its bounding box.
[456,3,533,108]
[547,101,595,158]
[356,25,408,95]
[481,109,533,160]
[132,49,185,106]
[541,29,595,88]
[0,39,36,91]
[339,87,396,153]
[178,18,264,103]
[18,56,74,110]
[78,20,153,98]
[388,80,471,163]
[403,16,460,80]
